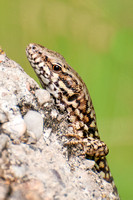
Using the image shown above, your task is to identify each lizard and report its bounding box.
[26,43,119,197]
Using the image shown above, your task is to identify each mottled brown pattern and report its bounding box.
[26,43,118,195]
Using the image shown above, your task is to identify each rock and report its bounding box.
[0,48,119,200]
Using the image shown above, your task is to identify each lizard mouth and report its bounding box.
[26,43,39,65]
[26,43,51,86]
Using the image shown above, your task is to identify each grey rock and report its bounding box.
[0,48,119,200]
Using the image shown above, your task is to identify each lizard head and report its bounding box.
[26,43,87,110]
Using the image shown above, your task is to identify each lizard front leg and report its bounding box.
[64,134,109,158]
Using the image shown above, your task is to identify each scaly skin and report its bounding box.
[26,43,119,196]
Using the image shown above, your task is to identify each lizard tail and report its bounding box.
[94,156,119,197]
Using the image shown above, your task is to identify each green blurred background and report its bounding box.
[0,0,133,199]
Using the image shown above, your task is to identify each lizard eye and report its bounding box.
[53,65,61,72]
[31,45,36,50]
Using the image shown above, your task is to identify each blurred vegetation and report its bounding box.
[0,0,133,199]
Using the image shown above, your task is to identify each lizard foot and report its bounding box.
[64,134,109,158]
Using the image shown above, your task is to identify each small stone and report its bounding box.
[43,128,52,145]
[82,159,95,169]
[51,109,58,119]
[35,89,50,105]
[57,114,65,121]
[44,128,52,139]
[24,110,43,142]
[0,134,9,152]
[11,165,26,178]
[0,110,8,123]
[2,116,26,139]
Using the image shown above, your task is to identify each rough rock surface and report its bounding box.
[0,48,119,200]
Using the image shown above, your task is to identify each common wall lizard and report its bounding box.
[26,43,119,197]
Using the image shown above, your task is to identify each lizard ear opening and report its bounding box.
[52,65,61,72]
